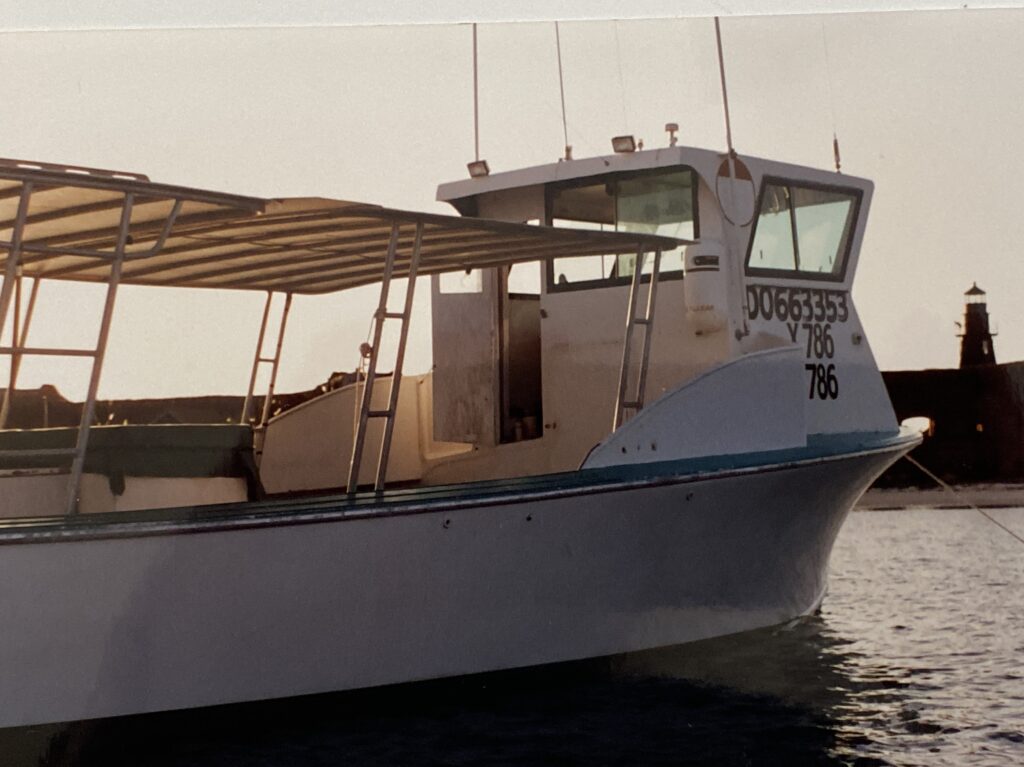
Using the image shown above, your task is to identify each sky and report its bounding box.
[0,2,1013,29]
[1,3,1023,400]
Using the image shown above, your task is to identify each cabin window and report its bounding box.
[545,168,698,292]
[745,178,860,281]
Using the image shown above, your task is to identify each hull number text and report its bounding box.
[745,285,849,324]
[747,284,847,400]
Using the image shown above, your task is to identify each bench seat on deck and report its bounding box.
[0,424,254,479]
[0,424,259,516]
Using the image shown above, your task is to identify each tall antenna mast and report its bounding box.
[473,23,480,162]
[467,24,489,177]
[821,19,842,173]
[555,22,571,161]
[714,17,735,156]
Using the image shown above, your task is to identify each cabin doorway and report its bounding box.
[500,262,543,443]
[430,263,543,448]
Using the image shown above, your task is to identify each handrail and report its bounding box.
[613,246,662,430]
[347,222,424,493]
[63,194,133,515]
[0,184,134,515]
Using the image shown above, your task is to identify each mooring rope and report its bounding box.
[903,453,1024,546]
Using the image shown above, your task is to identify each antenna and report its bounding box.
[555,22,571,161]
[613,21,629,132]
[821,19,841,173]
[467,24,489,177]
[473,23,480,162]
[714,17,735,156]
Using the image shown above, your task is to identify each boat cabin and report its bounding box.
[416,145,897,483]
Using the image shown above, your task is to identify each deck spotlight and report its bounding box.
[611,135,637,153]
[467,159,490,178]
[665,123,679,147]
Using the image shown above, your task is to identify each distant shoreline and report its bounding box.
[858,484,1024,510]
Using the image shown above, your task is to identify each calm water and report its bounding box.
[4,507,1023,766]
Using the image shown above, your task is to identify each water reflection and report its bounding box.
[611,616,915,766]
[3,617,877,766]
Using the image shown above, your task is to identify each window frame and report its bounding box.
[743,175,862,283]
[543,166,700,294]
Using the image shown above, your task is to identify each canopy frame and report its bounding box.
[0,159,689,513]
[241,291,294,430]
[0,183,135,514]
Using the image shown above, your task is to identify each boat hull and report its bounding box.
[0,441,905,728]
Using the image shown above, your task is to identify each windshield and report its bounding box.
[746,179,859,280]
[547,169,697,291]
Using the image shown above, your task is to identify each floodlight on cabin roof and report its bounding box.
[611,135,636,153]
[467,159,490,178]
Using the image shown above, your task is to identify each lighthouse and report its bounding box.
[958,282,996,367]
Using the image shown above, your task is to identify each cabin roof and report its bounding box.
[437,146,721,207]
[0,159,686,295]
[436,145,873,215]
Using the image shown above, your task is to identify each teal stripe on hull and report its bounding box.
[0,430,916,542]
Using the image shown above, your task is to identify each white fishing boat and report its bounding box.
[0,138,917,727]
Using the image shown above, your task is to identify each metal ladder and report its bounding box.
[241,291,294,428]
[0,274,40,428]
[0,185,134,514]
[613,246,662,430]
[347,222,424,493]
